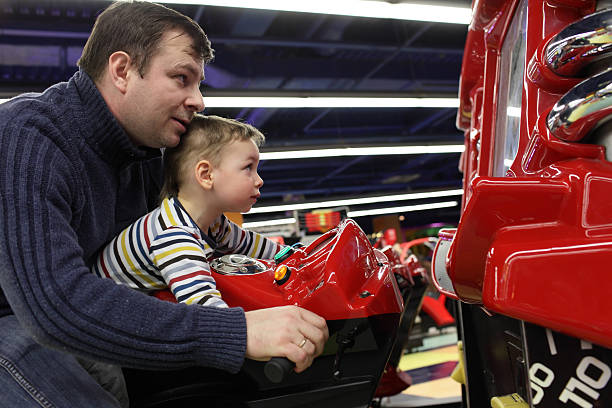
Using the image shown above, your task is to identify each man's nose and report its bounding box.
[186,87,205,112]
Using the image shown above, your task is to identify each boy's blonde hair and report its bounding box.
[161,114,265,199]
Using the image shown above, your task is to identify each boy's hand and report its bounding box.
[244,306,329,373]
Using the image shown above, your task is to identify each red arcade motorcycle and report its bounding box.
[124,219,404,408]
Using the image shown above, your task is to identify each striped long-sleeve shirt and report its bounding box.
[92,197,283,307]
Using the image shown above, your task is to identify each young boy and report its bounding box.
[92,114,283,307]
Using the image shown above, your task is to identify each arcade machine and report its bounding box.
[125,219,405,408]
[432,1,612,407]
[372,228,457,401]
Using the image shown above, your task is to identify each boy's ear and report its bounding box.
[107,51,132,94]
[194,159,214,190]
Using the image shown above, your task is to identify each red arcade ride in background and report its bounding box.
[432,1,612,406]
[373,230,456,399]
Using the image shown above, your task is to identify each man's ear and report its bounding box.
[107,51,132,94]
[194,160,214,190]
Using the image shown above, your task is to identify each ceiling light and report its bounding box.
[139,0,472,24]
[242,200,460,228]
[1,96,460,108]
[242,217,297,228]
[348,200,458,217]
[246,188,463,214]
[260,145,464,160]
[204,97,459,108]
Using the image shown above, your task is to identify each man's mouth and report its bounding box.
[172,117,189,133]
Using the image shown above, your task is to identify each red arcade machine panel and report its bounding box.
[430,0,612,406]
[433,0,612,351]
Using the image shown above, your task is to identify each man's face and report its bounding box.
[122,29,205,148]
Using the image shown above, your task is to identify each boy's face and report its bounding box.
[121,29,205,148]
[211,138,264,214]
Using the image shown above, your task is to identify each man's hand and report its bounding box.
[244,306,329,373]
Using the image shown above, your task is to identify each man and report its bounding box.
[0,2,328,407]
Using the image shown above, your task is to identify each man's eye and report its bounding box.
[176,75,187,84]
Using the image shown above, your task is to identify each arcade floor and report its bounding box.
[379,326,462,408]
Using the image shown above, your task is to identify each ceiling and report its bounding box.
[0,0,470,236]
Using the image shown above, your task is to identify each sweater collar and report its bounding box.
[72,69,160,168]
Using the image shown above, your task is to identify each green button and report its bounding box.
[274,246,293,263]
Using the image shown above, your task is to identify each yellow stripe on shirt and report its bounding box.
[120,228,160,287]
[218,220,231,243]
[185,291,222,305]
[248,234,261,258]
[153,245,204,264]
[162,198,178,226]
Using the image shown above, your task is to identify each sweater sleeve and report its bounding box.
[212,215,284,259]
[150,228,229,308]
[0,126,246,372]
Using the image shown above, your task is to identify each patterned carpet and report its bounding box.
[380,333,462,407]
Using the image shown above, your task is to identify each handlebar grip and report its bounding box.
[264,357,295,383]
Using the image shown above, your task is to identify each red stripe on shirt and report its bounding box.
[99,252,111,278]
[168,270,210,287]
[143,213,152,248]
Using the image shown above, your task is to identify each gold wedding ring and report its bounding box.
[298,338,307,348]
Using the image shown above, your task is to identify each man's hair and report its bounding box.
[161,114,265,199]
[78,1,214,81]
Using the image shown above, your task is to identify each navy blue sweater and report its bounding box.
[0,70,246,372]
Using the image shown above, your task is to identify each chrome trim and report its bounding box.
[547,68,612,142]
[545,8,612,77]
[432,235,456,296]
[589,119,612,161]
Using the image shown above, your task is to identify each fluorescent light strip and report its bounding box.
[242,217,296,228]
[246,188,463,214]
[348,200,458,217]
[260,144,464,160]
[0,96,460,108]
[205,97,459,108]
[138,0,472,24]
[243,200,459,228]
